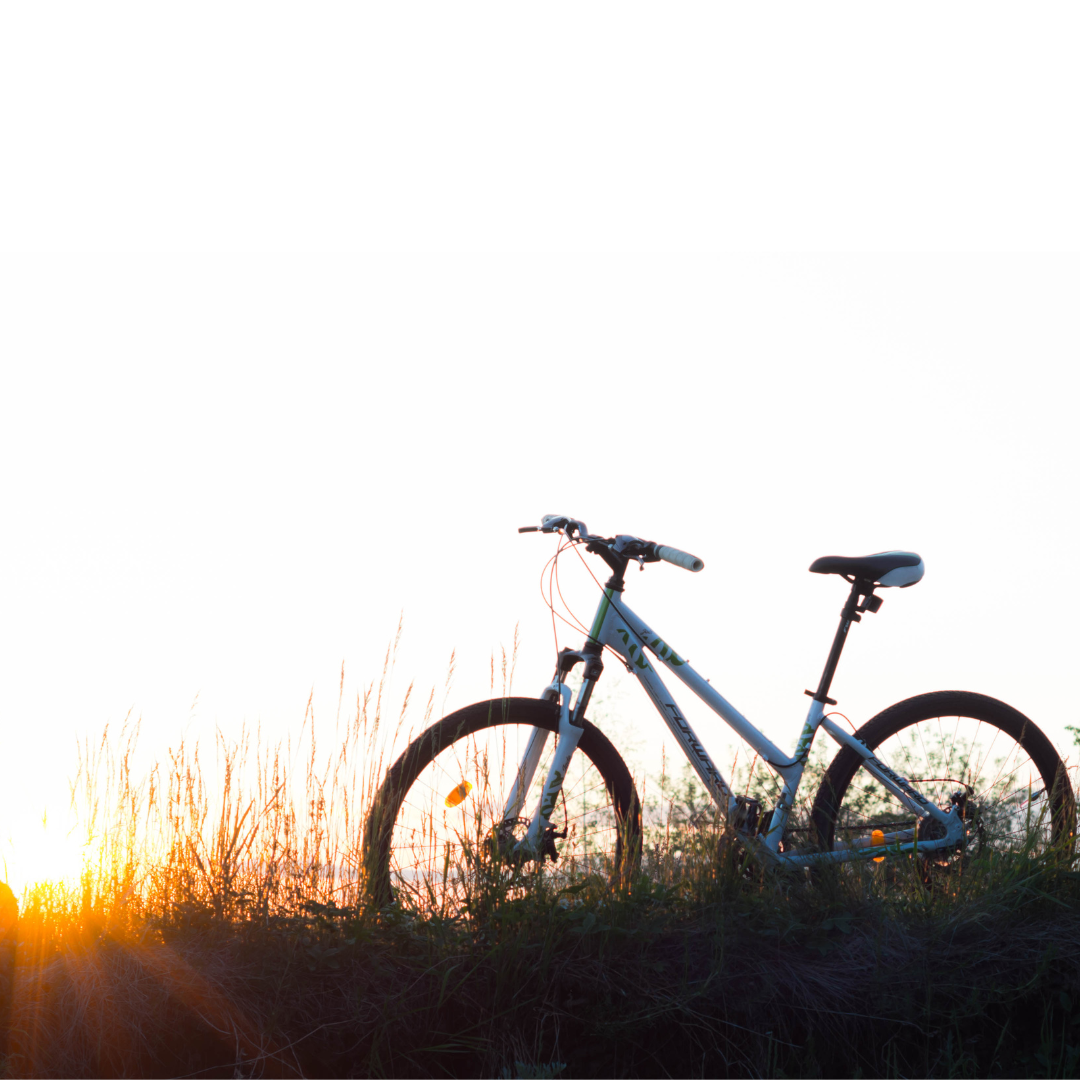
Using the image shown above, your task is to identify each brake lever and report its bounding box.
[612,534,660,561]
[537,514,590,539]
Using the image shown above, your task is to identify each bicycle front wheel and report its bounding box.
[811,691,1075,861]
[362,697,642,910]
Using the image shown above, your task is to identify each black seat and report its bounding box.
[809,551,924,588]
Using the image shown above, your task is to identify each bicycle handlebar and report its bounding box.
[652,544,705,573]
[518,515,705,573]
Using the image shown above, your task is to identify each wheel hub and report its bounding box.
[485,817,532,866]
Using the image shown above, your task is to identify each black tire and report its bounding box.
[811,691,1075,861]
[363,697,642,909]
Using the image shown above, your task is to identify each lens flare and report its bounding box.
[871,828,886,863]
[444,781,472,808]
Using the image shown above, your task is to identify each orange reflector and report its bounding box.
[871,828,886,863]
[444,781,472,808]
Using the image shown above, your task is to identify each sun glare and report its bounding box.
[1,806,90,899]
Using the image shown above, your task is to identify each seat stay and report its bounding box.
[820,715,953,825]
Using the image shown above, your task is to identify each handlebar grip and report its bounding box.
[654,545,704,572]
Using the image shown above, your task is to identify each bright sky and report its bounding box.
[2,5,1079,893]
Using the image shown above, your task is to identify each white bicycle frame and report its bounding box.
[505,585,965,867]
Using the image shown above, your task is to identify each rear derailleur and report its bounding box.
[917,785,981,867]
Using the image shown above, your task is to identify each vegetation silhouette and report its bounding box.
[1,643,1078,1078]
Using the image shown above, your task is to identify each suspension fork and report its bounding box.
[506,645,604,856]
[519,682,587,855]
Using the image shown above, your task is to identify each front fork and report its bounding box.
[501,675,593,860]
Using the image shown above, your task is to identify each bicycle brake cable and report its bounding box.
[553,539,591,636]
[541,536,592,666]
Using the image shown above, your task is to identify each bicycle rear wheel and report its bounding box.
[363,697,642,910]
[811,691,1075,861]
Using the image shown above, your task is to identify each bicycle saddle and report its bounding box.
[809,551,924,587]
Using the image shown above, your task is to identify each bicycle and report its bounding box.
[363,515,1076,908]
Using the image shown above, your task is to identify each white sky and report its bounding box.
[2,5,1079,891]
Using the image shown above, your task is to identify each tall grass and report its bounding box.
[1,647,1079,1077]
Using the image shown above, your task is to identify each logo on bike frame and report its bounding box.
[541,769,564,819]
[613,627,686,669]
[862,750,932,809]
[663,703,728,797]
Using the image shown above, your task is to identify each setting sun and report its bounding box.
[1,807,90,899]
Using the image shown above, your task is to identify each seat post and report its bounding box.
[807,579,874,706]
